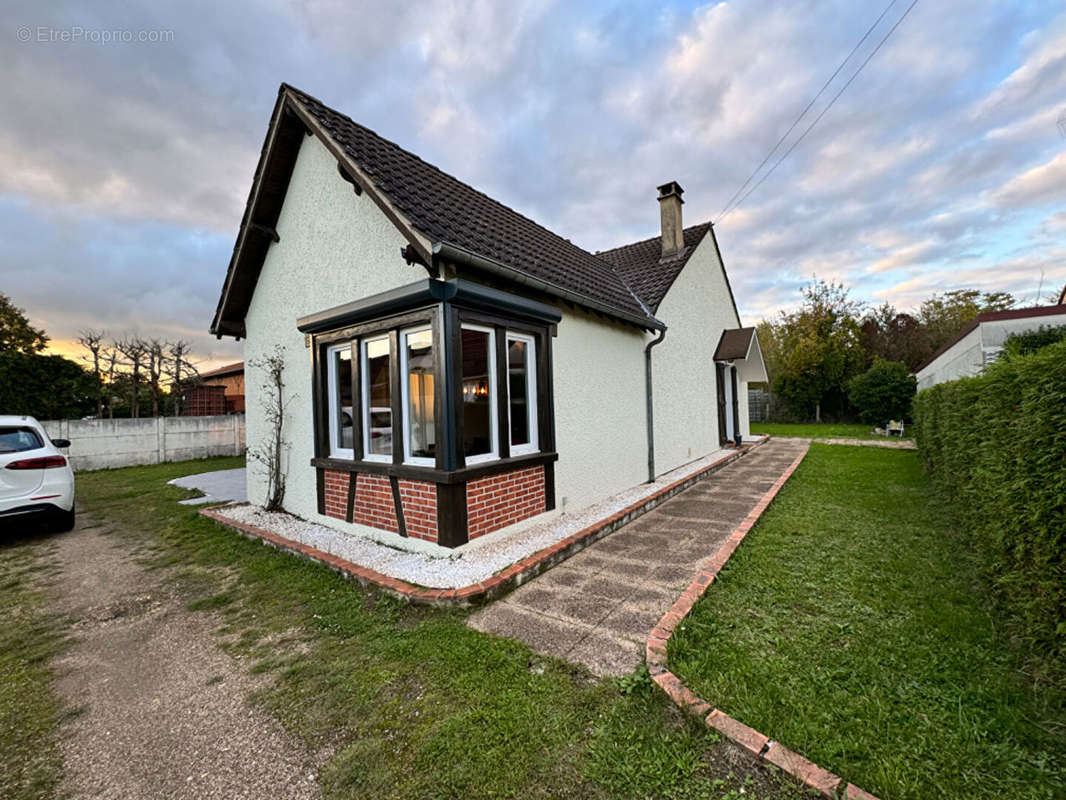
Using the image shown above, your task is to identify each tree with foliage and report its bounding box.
[918,289,1015,353]
[770,279,866,421]
[0,292,48,355]
[754,319,785,387]
[1002,325,1066,357]
[860,303,932,372]
[0,351,99,419]
[848,359,916,424]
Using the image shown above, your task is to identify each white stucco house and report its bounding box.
[915,303,1066,390]
[210,84,766,549]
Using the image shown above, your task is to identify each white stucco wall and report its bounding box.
[917,312,1066,390]
[239,133,755,534]
[550,306,648,512]
[242,135,420,522]
[916,327,981,390]
[980,312,1066,348]
[650,235,743,474]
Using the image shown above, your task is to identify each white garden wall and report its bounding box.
[40,416,245,471]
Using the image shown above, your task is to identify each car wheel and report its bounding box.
[51,506,76,533]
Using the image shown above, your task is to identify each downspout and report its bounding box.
[645,328,667,483]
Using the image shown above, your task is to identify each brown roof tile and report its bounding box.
[597,223,712,313]
[713,327,755,361]
[286,86,654,324]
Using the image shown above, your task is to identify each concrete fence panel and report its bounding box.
[40,415,246,471]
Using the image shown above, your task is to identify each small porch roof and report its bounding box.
[713,327,768,383]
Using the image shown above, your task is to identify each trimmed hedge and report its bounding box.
[913,339,1066,679]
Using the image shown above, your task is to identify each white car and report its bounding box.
[0,415,75,532]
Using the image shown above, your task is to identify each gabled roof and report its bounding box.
[212,84,669,338]
[596,223,711,313]
[914,303,1066,373]
[713,327,756,361]
[198,361,244,380]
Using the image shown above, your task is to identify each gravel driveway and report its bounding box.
[48,514,319,799]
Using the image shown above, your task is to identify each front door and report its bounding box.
[715,364,728,446]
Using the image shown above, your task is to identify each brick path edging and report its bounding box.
[645,444,881,800]
[199,438,769,607]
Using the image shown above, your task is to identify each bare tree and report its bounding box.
[163,340,198,416]
[103,346,119,418]
[115,337,149,418]
[247,346,290,511]
[145,339,166,418]
[77,329,106,418]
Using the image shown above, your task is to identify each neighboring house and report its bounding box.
[199,361,246,413]
[210,84,766,549]
[915,303,1066,390]
[182,361,245,415]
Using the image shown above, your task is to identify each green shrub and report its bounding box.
[1002,324,1066,357]
[847,358,916,424]
[913,339,1066,681]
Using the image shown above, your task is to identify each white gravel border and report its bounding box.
[211,440,761,589]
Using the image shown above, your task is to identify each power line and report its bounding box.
[716,0,920,224]
[716,0,901,221]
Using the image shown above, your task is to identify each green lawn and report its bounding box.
[0,531,67,800]
[71,457,809,800]
[668,445,1065,800]
[751,422,911,440]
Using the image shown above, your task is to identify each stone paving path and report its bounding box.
[468,438,809,676]
[170,467,248,505]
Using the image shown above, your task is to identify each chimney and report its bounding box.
[657,181,685,258]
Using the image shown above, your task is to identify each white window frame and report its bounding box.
[506,332,538,456]
[326,342,354,459]
[400,325,437,467]
[460,324,498,465]
[360,335,391,463]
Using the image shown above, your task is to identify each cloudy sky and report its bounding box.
[3,0,1064,370]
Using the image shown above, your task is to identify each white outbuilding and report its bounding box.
[211,84,765,549]
[915,303,1066,391]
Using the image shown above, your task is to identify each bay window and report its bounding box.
[361,335,391,461]
[306,278,559,475]
[460,325,497,464]
[401,327,437,465]
[506,333,538,456]
[326,343,354,458]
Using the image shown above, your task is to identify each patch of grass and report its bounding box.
[669,445,1066,800]
[0,533,67,800]
[76,456,809,800]
[751,422,911,440]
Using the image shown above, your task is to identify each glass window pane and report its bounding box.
[364,337,391,457]
[508,339,530,447]
[405,329,436,461]
[334,348,353,451]
[461,328,494,459]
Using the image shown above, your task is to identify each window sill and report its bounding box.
[310,451,558,485]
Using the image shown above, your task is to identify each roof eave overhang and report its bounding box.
[434,241,665,332]
[297,277,562,335]
[210,87,434,340]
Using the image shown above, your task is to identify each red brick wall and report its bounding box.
[398,480,438,541]
[322,470,437,541]
[323,470,397,533]
[467,465,546,539]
